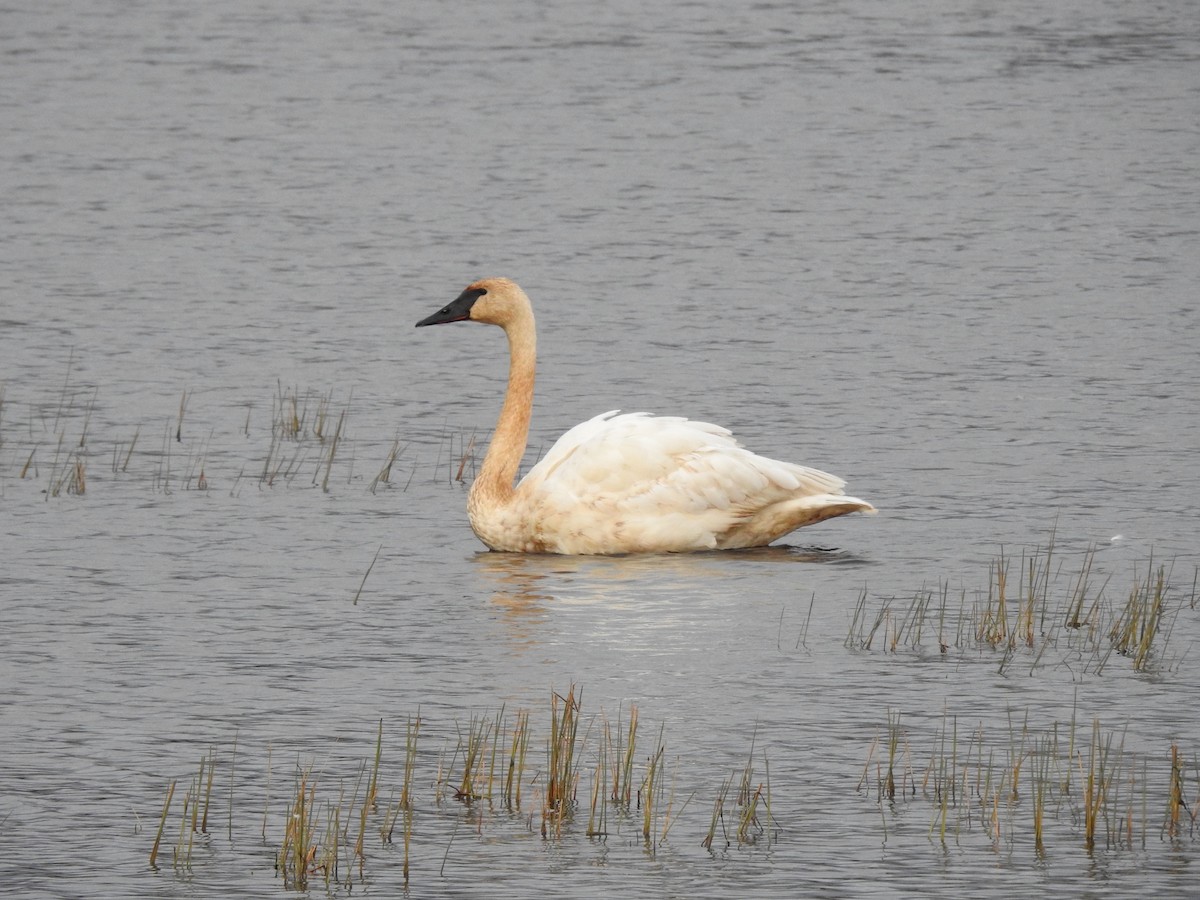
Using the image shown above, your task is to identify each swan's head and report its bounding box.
[416,277,532,329]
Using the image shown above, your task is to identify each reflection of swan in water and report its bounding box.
[475,547,871,655]
[417,277,875,555]
[476,544,868,609]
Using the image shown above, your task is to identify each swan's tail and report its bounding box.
[718,494,876,549]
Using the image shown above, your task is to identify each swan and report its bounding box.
[416,277,875,554]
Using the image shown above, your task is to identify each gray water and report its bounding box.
[2,0,1199,896]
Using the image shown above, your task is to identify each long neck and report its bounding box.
[472,314,536,506]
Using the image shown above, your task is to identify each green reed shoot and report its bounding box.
[502,708,529,810]
[587,739,608,838]
[927,710,957,843]
[355,720,384,862]
[604,702,639,807]
[642,730,666,843]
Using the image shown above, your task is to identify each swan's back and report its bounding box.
[499,411,873,554]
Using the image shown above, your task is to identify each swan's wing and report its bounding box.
[518,411,850,529]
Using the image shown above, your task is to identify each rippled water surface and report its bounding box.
[3,0,1200,897]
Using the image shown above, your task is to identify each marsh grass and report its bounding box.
[46,434,87,498]
[147,748,219,871]
[541,685,583,837]
[502,708,530,810]
[846,543,1195,677]
[701,733,772,850]
[369,437,412,493]
[1109,558,1172,670]
[153,691,783,888]
[733,726,771,845]
[1162,742,1200,841]
[3,368,473,499]
[864,708,1199,854]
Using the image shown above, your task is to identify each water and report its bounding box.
[2,0,1199,896]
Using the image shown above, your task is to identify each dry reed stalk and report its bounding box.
[1030,735,1051,854]
[1065,545,1101,629]
[149,780,176,868]
[79,385,96,448]
[352,545,383,606]
[369,438,406,493]
[454,713,491,802]
[175,390,187,442]
[200,747,216,833]
[454,432,476,482]
[20,447,37,479]
[174,781,193,869]
[1110,559,1169,670]
[547,686,581,813]
[732,726,770,845]
[1164,742,1185,839]
[227,730,238,841]
[278,767,319,890]
[318,408,346,491]
[262,742,272,841]
[403,713,420,882]
[858,735,879,795]
[1082,719,1115,852]
[701,775,732,850]
[883,710,903,801]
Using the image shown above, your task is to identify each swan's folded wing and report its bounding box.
[519,411,846,513]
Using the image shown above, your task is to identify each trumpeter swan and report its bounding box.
[416,277,875,554]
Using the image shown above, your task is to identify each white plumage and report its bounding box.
[416,278,874,554]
